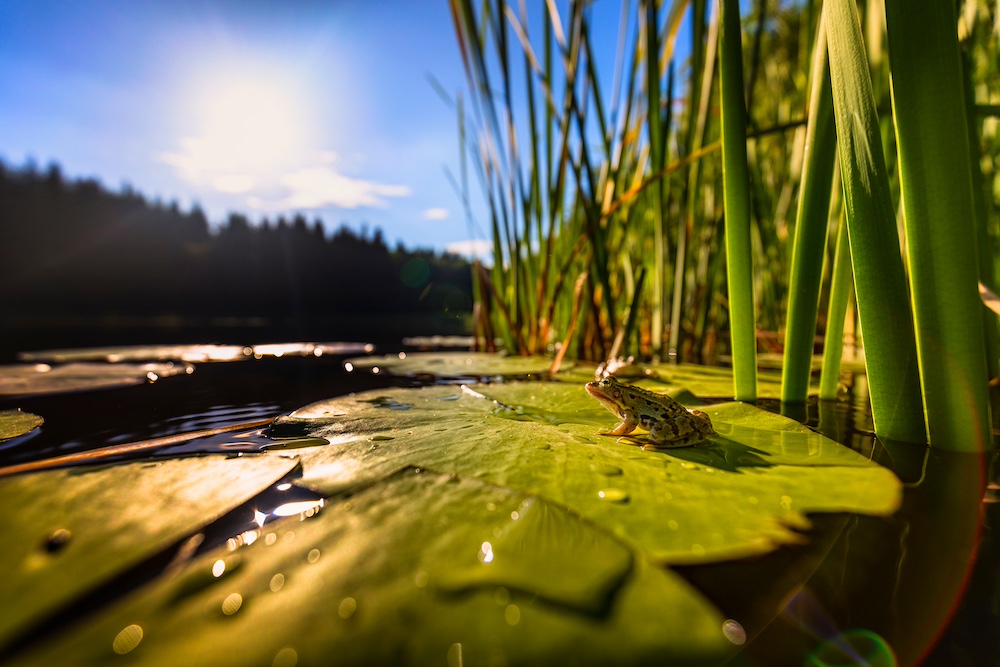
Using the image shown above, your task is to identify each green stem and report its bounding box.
[781,16,837,403]
[824,0,925,443]
[884,0,991,450]
[719,0,758,400]
[819,203,852,402]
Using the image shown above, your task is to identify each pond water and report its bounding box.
[0,342,996,666]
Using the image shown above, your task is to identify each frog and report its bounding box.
[585,375,715,448]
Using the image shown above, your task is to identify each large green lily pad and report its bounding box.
[0,454,299,648]
[0,410,43,442]
[277,382,900,564]
[10,468,737,667]
[345,352,798,398]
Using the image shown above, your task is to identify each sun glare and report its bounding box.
[161,57,410,211]
[163,68,311,194]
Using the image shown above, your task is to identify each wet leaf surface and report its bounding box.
[11,468,736,667]
[0,362,194,397]
[345,352,800,398]
[0,454,299,649]
[1,359,903,666]
[0,410,43,441]
[346,351,598,383]
[279,381,900,564]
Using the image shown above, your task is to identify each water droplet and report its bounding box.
[212,559,226,578]
[43,528,72,553]
[344,362,355,372]
[667,520,679,530]
[264,533,277,546]
[780,495,793,510]
[270,573,285,592]
[479,541,495,564]
[338,597,357,619]
[486,502,497,512]
[414,571,429,588]
[222,593,243,615]
[369,435,395,441]
[510,511,519,521]
[691,544,706,556]
[494,587,510,606]
[112,624,143,655]
[504,604,521,626]
[307,549,321,564]
[276,483,292,491]
[272,647,298,667]
[597,488,630,503]
[371,366,380,374]
[722,619,746,645]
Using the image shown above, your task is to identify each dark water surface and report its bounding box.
[0,344,997,666]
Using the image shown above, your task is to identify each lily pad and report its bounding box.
[0,454,299,648]
[9,468,737,667]
[17,342,373,364]
[0,362,194,397]
[276,381,901,564]
[346,351,598,383]
[0,410,43,442]
[344,352,799,398]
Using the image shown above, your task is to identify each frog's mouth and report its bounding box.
[585,383,619,413]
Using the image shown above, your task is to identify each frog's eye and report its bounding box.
[600,378,612,386]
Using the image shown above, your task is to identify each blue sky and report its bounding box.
[0,0,490,254]
[0,1,649,257]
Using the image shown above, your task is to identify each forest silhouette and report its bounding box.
[0,161,473,354]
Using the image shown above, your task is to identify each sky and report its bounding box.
[0,0,496,256]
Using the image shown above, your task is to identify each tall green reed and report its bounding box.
[451,0,998,443]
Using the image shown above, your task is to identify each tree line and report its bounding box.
[0,160,473,342]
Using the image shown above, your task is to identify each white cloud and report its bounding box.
[158,78,409,212]
[279,166,410,210]
[159,141,410,211]
[422,207,449,220]
[446,239,493,261]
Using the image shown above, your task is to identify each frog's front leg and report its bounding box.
[600,409,638,436]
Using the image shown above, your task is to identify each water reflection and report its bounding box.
[676,445,987,664]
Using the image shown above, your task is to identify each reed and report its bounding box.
[450,0,998,445]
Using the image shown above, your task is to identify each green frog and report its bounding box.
[585,376,715,448]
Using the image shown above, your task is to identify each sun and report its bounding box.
[163,67,312,194]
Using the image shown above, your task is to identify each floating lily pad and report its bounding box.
[17,342,373,365]
[276,381,901,564]
[0,454,299,648]
[0,362,194,397]
[345,351,597,383]
[0,410,43,442]
[9,468,737,667]
[344,352,800,398]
